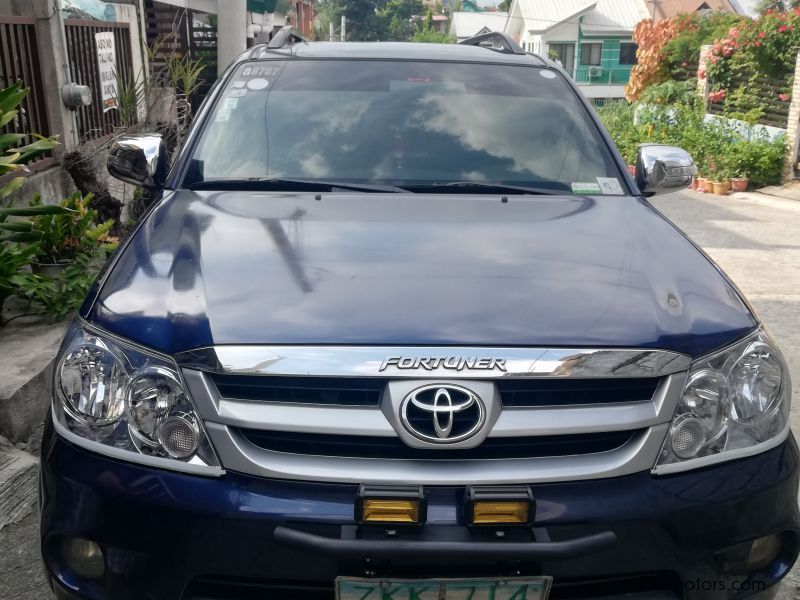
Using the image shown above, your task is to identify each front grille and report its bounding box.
[497,378,660,407]
[210,374,387,406]
[210,374,660,408]
[239,428,638,460]
[187,347,684,484]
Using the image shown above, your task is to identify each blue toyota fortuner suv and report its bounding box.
[40,30,800,600]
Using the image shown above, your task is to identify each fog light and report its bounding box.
[362,499,420,523]
[61,537,105,579]
[671,416,705,459]
[356,485,426,525]
[472,501,529,524]
[466,485,535,526]
[157,414,199,459]
[748,534,783,571]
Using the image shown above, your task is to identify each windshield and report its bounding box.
[186,59,625,194]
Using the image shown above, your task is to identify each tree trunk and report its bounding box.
[63,150,123,232]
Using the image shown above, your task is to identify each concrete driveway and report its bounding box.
[1,190,800,599]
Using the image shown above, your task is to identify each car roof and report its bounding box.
[242,41,549,67]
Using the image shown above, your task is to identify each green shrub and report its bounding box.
[597,81,786,188]
[728,136,786,187]
[596,101,642,164]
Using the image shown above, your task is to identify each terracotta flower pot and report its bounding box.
[696,178,709,193]
[690,178,699,191]
[730,177,749,192]
[712,180,731,196]
[627,165,636,177]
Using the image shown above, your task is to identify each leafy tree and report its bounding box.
[413,28,454,42]
[498,0,511,11]
[317,0,387,41]
[318,0,423,41]
[378,0,424,40]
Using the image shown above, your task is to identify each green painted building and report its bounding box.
[504,0,649,101]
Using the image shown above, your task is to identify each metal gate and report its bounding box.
[64,20,135,142]
[144,0,217,105]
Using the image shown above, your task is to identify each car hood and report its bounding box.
[87,191,756,357]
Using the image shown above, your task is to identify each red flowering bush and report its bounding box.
[707,10,800,100]
[708,89,727,103]
[626,12,742,101]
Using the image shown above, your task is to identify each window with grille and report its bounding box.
[549,43,575,73]
[580,43,602,66]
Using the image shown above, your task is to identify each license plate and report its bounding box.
[336,576,552,600]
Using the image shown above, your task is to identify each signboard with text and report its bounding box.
[95,31,117,112]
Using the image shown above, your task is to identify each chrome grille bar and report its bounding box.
[176,346,691,378]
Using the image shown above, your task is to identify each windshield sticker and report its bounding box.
[232,80,246,89]
[226,88,247,98]
[241,65,282,78]
[596,177,624,195]
[247,78,269,91]
[216,97,239,122]
[539,70,557,79]
[571,182,601,195]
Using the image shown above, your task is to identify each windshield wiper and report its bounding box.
[188,178,410,193]
[405,181,568,195]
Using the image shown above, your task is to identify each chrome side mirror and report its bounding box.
[107,134,167,188]
[635,144,697,197]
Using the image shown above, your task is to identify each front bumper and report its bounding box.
[40,419,800,600]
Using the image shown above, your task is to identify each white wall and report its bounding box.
[580,84,626,99]
[543,21,579,43]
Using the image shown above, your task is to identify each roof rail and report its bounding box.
[458,31,525,55]
[267,25,307,49]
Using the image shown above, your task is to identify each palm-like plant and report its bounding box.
[0,82,69,320]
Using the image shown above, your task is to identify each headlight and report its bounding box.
[52,322,222,475]
[654,329,791,474]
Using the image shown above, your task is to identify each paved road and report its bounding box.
[655,190,800,600]
[2,190,800,599]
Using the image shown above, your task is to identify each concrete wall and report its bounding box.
[4,168,76,208]
[785,51,800,179]
[1,0,152,208]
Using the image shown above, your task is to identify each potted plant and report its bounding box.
[711,166,732,196]
[0,204,72,321]
[730,174,749,192]
[728,148,750,192]
[29,192,115,277]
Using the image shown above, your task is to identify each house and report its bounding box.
[504,0,650,102]
[649,0,747,20]
[449,11,509,42]
[728,0,760,17]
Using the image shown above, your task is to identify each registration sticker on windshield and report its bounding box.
[597,177,624,195]
[571,182,601,195]
[216,97,239,122]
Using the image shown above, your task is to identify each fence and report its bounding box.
[707,72,791,129]
[0,15,52,169]
[574,67,634,86]
[64,20,135,142]
[145,0,218,107]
